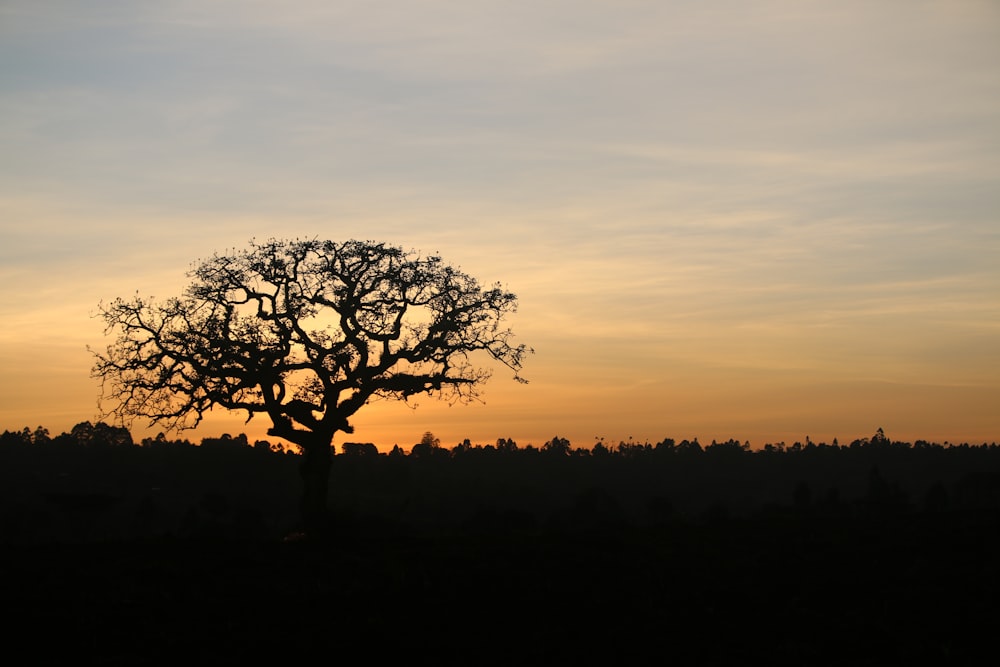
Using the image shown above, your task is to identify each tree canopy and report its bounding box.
[92,238,530,448]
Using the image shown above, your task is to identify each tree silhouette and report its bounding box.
[91,238,530,534]
[410,431,442,458]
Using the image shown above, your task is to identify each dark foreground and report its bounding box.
[4,511,998,666]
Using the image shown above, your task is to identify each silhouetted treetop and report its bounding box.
[93,239,529,434]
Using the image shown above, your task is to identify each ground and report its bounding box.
[3,511,997,665]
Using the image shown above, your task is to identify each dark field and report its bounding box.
[5,513,998,665]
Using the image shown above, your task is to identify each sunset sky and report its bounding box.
[2,1,998,450]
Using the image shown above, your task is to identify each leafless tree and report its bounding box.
[92,238,530,533]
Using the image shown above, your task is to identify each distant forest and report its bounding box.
[2,421,999,544]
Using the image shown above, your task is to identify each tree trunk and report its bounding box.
[299,438,333,537]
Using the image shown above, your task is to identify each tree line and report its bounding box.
[3,422,996,456]
[3,421,999,536]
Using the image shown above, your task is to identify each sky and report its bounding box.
[1,0,998,450]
